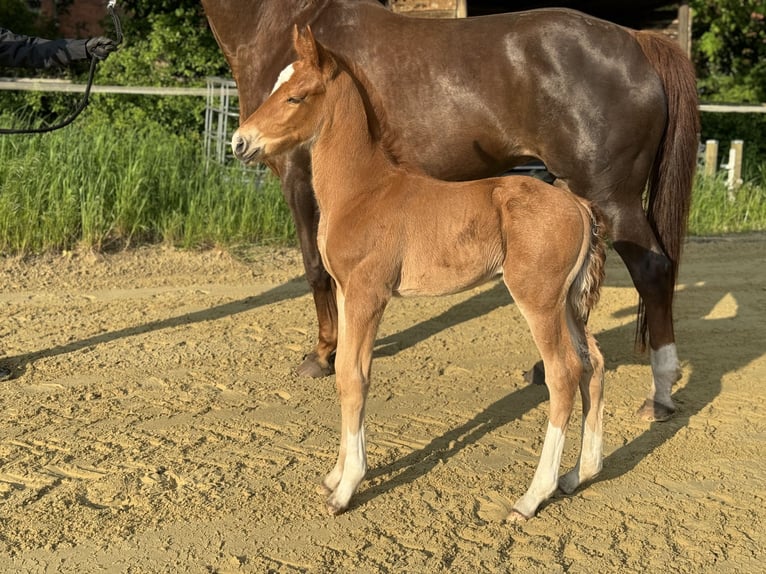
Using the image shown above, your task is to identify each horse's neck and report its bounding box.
[202,0,334,47]
[311,71,393,212]
[202,0,331,112]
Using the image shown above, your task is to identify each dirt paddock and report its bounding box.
[1,236,764,572]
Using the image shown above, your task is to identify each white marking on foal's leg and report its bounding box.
[509,422,566,521]
[270,64,295,94]
[326,427,366,515]
[319,453,345,496]
[559,420,603,494]
[649,343,681,409]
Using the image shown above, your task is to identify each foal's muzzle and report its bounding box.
[231,131,262,164]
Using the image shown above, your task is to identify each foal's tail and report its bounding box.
[631,30,700,349]
[570,201,607,323]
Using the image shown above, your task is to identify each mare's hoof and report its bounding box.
[296,352,334,378]
[523,361,546,386]
[636,399,676,422]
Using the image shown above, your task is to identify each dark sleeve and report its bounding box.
[0,28,89,69]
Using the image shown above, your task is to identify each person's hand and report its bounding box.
[85,37,118,60]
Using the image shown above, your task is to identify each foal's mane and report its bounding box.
[327,50,413,170]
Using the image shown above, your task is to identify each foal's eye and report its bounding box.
[287,96,304,104]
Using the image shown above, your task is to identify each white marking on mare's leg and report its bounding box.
[510,422,566,520]
[270,64,295,94]
[649,343,680,408]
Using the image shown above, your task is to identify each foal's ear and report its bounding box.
[293,25,321,69]
[293,25,337,77]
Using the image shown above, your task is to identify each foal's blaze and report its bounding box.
[233,26,607,521]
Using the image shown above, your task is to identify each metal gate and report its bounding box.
[203,76,265,178]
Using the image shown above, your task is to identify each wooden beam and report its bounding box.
[678,1,691,56]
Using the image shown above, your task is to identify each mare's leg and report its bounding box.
[318,281,389,515]
[559,328,605,494]
[280,155,338,377]
[508,308,582,521]
[607,202,681,422]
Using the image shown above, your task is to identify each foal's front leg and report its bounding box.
[318,283,388,515]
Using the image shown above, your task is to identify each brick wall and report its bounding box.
[40,0,107,37]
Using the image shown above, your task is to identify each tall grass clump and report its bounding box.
[689,167,766,235]
[0,112,294,255]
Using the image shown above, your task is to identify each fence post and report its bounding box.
[704,139,718,177]
[722,139,744,197]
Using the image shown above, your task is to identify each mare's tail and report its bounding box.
[631,30,699,350]
[570,202,607,323]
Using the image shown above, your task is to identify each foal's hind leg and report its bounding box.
[559,328,605,494]
[508,309,582,521]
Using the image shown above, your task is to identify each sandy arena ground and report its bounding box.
[0,236,764,573]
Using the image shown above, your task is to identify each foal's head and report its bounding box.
[232,26,337,165]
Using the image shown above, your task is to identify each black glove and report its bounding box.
[85,37,118,60]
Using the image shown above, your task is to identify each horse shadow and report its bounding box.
[374,281,512,357]
[2,276,309,380]
[356,261,758,508]
[359,381,547,508]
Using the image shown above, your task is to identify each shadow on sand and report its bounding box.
[4,276,309,380]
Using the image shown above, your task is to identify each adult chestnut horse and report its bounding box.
[201,0,699,422]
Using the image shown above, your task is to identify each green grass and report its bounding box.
[1,112,764,256]
[0,113,294,255]
[688,168,766,235]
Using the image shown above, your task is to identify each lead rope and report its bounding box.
[0,1,123,135]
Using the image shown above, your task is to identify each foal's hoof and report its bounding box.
[636,399,676,422]
[295,352,334,378]
[316,482,333,496]
[505,509,531,523]
[558,472,580,495]
[325,497,348,516]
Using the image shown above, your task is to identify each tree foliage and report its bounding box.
[97,1,227,86]
[0,0,42,35]
[85,1,228,131]
[691,0,766,102]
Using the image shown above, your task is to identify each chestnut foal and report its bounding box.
[232,27,606,520]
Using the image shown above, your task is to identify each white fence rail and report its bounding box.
[699,103,766,114]
[0,77,208,96]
